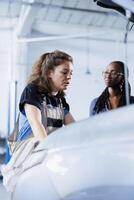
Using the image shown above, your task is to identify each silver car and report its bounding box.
[13,104,134,200]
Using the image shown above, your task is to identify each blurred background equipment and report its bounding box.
[94,0,134,22]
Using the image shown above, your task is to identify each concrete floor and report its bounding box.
[0,181,10,200]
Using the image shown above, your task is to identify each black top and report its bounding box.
[17,84,70,140]
[19,83,69,115]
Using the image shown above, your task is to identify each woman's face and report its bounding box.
[48,61,73,92]
[102,63,124,88]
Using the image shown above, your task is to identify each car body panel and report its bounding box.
[13,105,134,200]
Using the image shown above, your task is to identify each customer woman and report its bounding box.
[89,61,134,116]
[18,50,75,142]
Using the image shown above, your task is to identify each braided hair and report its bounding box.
[94,61,131,114]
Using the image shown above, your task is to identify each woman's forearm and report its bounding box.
[24,104,47,141]
[30,120,47,141]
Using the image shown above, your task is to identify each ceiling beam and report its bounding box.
[16,33,134,43]
[14,2,42,37]
[3,0,118,16]
[16,24,134,43]
[62,6,118,16]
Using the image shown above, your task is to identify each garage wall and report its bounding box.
[0,34,134,136]
[25,37,134,120]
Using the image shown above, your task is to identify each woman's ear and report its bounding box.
[47,70,53,78]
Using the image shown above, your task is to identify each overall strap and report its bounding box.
[41,95,64,134]
[8,113,20,142]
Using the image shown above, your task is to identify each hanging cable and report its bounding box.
[123,17,134,105]
[86,26,91,74]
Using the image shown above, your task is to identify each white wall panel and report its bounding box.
[1,32,134,135]
[26,37,134,120]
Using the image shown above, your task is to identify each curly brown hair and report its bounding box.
[28,50,73,96]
